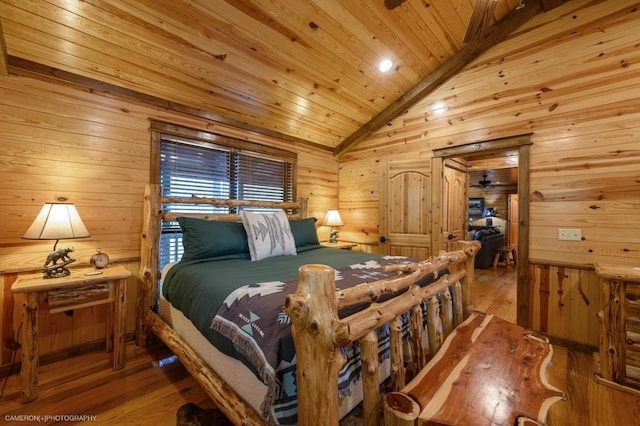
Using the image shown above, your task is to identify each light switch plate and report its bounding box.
[558,228,582,241]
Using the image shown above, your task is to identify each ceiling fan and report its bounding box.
[472,174,494,188]
[470,173,513,188]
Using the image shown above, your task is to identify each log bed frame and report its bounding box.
[137,183,480,425]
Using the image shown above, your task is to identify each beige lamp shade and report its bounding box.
[324,210,343,244]
[324,210,344,227]
[23,203,90,241]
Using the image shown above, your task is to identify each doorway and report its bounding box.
[432,134,532,327]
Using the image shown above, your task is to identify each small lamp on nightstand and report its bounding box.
[23,203,90,279]
[324,209,344,244]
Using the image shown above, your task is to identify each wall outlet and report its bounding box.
[558,228,582,241]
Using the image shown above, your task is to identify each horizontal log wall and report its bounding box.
[0,75,338,367]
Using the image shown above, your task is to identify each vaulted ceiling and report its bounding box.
[0,0,563,154]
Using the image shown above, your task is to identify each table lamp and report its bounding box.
[324,210,343,244]
[23,203,90,278]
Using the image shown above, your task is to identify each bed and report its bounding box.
[137,184,480,425]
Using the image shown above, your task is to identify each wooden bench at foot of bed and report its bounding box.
[383,312,566,426]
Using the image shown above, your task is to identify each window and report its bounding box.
[151,122,296,269]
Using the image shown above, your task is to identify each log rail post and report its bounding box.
[285,264,344,426]
[137,184,161,346]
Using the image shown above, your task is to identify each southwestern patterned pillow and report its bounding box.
[240,209,297,261]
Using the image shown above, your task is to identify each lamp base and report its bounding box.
[43,264,74,279]
[43,247,77,279]
[329,230,340,244]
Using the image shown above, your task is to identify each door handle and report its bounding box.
[448,233,455,240]
[380,236,387,243]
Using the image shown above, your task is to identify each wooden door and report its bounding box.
[380,159,432,258]
[442,161,468,251]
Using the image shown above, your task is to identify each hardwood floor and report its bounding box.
[0,343,218,425]
[474,266,640,426]
[1,267,639,425]
[474,266,517,323]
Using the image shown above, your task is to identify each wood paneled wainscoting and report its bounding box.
[528,262,601,349]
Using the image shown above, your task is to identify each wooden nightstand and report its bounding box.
[321,241,357,250]
[11,265,131,403]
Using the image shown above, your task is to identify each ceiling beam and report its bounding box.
[0,20,9,77]
[463,0,499,44]
[334,0,544,158]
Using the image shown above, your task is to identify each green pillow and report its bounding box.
[289,217,319,248]
[177,217,249,261]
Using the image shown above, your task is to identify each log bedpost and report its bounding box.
[457,240,480,318]
[137,184,161,346]
[440,287,454,338]
[409,304,426,372]
[389,316,406,391]
[383,392,420,426]
[451,281,464,327]
[21,292,39,403]
[360,331,382,426]
[426,296,443,357]
[285,264,344,425]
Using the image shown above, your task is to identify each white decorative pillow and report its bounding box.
[240,209,297,261]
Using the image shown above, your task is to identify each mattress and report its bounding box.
[158,289,268,412]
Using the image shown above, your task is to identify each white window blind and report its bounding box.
[236,152,294,203]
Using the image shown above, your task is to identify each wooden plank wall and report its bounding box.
[337,1,640,344]
[0,0,637,364]
[528,263,601,347]
[0,76,337,366]
[339,0,640,265]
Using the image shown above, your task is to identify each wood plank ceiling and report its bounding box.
[0,0,557,154]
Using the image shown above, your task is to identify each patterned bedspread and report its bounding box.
[162,247,448,424]
[210,255,435,424]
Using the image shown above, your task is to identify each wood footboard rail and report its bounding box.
[144,310,265,425]
[284,240,479,426]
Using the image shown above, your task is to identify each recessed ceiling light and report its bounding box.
[378,58,393,72]
[432,101,447,114]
